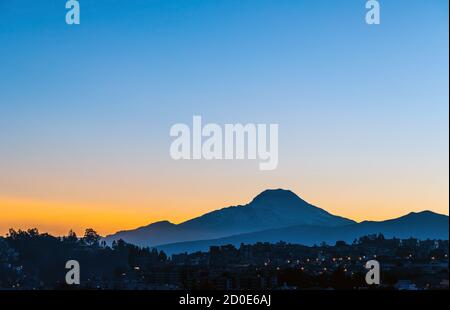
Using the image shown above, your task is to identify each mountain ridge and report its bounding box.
[156,210,449,255]
[104,189,448,253]
[104,188,355,246]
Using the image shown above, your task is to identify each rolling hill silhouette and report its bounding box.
[156,210,449,255]
[104,189,354,246]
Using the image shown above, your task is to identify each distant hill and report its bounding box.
[104,189,355,247]
[156,211,449,255]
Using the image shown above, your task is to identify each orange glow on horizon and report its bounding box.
[0,196,211,237]
[0,189,448,237]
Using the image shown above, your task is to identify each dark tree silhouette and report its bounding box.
[63,229,78,244]
[82,228,101,247]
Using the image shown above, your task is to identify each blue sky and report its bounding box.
[0,0,448,234]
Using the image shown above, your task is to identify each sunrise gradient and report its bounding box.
[0,0,448,236]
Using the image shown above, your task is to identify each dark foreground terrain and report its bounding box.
[0,228,448,290]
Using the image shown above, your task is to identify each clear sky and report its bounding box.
[0,0,448,236]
